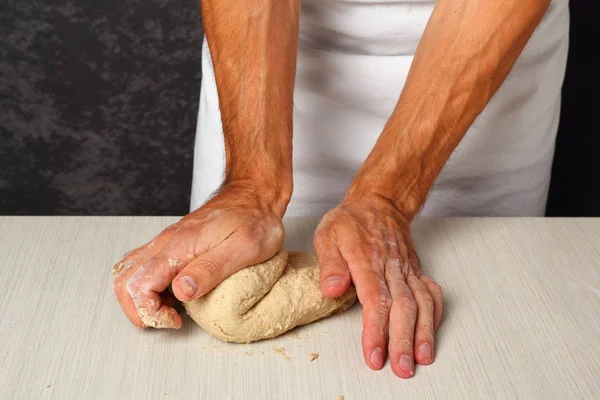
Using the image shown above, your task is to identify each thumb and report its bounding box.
[314,230,352,298]
[172,232,273,301]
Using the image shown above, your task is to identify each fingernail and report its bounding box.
[323,276,342,288]
[398,355,414,374]
[417,343,432,359]
[178,276,198,297]
[370,348,384,369]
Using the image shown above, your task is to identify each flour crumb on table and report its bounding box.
[308,353,319,362]
[45,385,52,389]
[273,347,291,360]
[243,351,253,356]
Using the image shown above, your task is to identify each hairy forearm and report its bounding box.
[201,0,300,209]
[348,0,550,217]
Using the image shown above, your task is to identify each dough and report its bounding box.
[184,250,357,343]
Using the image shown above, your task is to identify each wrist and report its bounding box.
[347,114,453,219]
[223,127,293,219]
[342,179,416,227]
[346,149,432,220]
[345,177,423,221]
[220,177,292,219]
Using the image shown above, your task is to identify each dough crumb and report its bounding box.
[260,351,265,355]
[243,351,253,356]
[186,253,195,260]
[290,331,299,340]
[112,262,124,276]
[308,353,319,362]
[338,396,344,400]
[45,385,52,389]
[273,347,291,360]
[168,258,180,268]
[137,307,179,329]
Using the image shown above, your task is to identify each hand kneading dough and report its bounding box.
[183,250,357,343]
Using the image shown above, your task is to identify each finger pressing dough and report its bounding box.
[184,250,357,343]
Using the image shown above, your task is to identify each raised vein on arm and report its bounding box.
[347,0,551,217]
[201,0,300,214]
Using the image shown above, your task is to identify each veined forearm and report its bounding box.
[348,0,550,217]
[202,0,300,203]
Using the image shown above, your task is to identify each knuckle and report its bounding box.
[390,335,413,350]
[362,293,392,329]
[379,294,393,310]
[399,337,413,349]
[124,267,146,295]
[195,258,221,281]
[313,227,328,245]
[238,227,260,247]
[418,322,435,334]
[419,292,435,312]
[430,282,443,299]
[436,301,444,316]
[425,298,435,314]
[112,258,137,278]
[125,277,139,295]
[367,293,392,315]
[237,228,264,258]
[397,294,418,316]
[159,224,179,237]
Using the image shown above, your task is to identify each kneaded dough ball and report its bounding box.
[183,250,357,343]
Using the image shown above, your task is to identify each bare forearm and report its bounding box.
[201,0,300,209]
[348,0,550,217]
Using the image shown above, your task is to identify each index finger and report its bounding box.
[125,259,183,329]
[123,241,200,329]
[336,233,391,371]
[112,224,184,328]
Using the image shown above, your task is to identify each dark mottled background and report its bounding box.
[0,0,203,215]
[0,0,598,216]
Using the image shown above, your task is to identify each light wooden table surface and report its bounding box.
[1,217,599,400]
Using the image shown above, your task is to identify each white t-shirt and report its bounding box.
[191,0,569,217]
